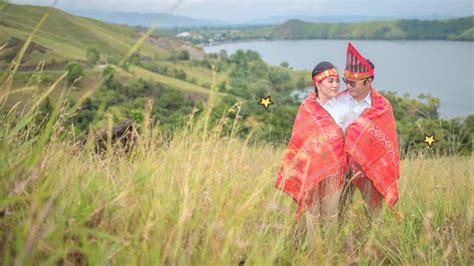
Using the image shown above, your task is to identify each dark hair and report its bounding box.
[365,58,375,83]
[312,61,336,95]
[312,61,336,78]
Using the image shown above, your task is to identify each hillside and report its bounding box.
[268,17,474,40]
[0,3,223,105]
[265,16,474,40]
[187,16,474,44]
[0,3,205,70]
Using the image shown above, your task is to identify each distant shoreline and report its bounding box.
[176,16,474,45]
[199,38,473,49]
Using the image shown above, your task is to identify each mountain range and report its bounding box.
[65,9,231,28]
[64,8,463,28]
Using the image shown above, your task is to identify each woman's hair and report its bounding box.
[311,61,336,96]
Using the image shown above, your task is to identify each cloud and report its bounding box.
[11,0,474,21]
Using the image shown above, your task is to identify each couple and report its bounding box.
[275,42,400,233]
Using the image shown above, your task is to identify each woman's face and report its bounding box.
[317,76,340,100]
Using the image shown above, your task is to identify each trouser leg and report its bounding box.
[338,170,357,219]
[360,177,383,221]
[306,186,321,241]
[320,187,343,227]
[339,167,384,221]
[306,173,344,229]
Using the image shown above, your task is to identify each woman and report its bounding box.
[275,61,347,233]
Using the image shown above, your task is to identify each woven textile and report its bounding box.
[275,92,347,220]
[344,42,374,80]
[344,87,400,207]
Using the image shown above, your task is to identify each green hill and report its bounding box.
[265,16,474,40]
[176,16,473,45]
[0,3,204,70]
[0,3,220,104]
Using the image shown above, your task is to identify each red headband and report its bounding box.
[313,67,339,84]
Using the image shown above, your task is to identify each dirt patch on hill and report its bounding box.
[141,33,205,60]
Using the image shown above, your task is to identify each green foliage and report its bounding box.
[218,49,228,62]
[398,17,474,40]
[128,50,142,65]
[65,62,84,84]
[33,96,53,131]
[130,108,143,123]
[218,81,227,92]
[86,47,100,65]
[72,78,199,136]
[69,98,96,132]
[296,77,308,89]
[107,54,121,65]
[167,49,190,61]
[141,61,188,81]
[190,16,474,42]
[102,65,115,80]
[179,50,190,61]
[381,91,472,156]
[102,65,116,89]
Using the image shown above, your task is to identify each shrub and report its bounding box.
[65,62,84,84]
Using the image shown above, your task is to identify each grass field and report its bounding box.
[0,100,472,264]
[130,65,214,97]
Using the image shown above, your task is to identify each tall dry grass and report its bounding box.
[0,95,472,265]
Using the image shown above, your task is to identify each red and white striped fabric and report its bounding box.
[275,92,347,220]
[344,87,400,207]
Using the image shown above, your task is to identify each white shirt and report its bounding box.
[336,90,372,132]
[317,97,347,130]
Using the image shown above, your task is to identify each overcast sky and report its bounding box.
[12,0,474,22]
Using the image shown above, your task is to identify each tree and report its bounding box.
[219,49,228,62]
[296,77,307,89]
[121,61,130,71]
[168,50,190,61]
[107,55,121,65]
[129,50,141,65]
[173,69,187,80]
[65,62,84,84]
[218,81,226,92]
[86,47,100,65]
[102,66,116,89]
[179,50,190,60]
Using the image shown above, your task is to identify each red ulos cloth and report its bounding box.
[344,88,400,207]
[275,92,346,220]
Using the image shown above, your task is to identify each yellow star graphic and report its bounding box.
[258,96,273,110]
[424,135,436,147]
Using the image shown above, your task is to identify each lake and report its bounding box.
[204,40,473,118]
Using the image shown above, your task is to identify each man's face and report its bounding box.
[343,78,372,100]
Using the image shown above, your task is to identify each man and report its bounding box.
[337,42,400,220]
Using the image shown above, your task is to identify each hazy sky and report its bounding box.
[12,0,474,22]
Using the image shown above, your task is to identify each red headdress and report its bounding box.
[344,42,374,80]
[313,67,339,84]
